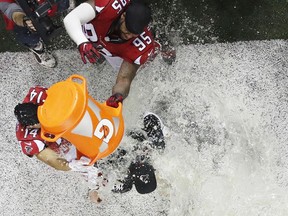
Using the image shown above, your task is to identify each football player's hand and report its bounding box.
[23,16,36,32]
[78,42,101,64]
[106,93,123,108]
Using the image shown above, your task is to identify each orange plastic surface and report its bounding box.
[38,74,124,165]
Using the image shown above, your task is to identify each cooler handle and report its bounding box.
[67,74,87,96]
[40,129,64,142]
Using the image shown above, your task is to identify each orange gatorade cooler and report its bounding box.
[37,74,124,165]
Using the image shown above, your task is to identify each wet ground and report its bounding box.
[1,0,288,51]
[2,40,288,216]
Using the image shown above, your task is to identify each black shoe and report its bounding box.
[29,41,56,68]
[143,112,165,150]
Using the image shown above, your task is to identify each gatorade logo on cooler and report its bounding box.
[38,74,124,165]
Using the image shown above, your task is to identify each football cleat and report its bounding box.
[143,112,165,150]
[29,41,56,68]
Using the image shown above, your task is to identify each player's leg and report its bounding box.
[13,25,56,68]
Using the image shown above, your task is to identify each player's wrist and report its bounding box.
[77,41,90,47]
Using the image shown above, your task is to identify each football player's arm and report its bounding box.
[63,0,96,46]
[112,61,139,99]
[36,148,71,171]
[0,2,35,31]
[36,146,94,172]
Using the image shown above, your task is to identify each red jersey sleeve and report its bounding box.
[48,138,72,155]
[16,124,73,157]
[94,0,110,8]
[16,124,45,156]
[22,86,47,105]
[19,140,45,157]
